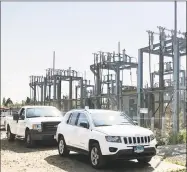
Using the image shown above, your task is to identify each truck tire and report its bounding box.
[58,135,70,156]
[89,143,106,169]
[7,126,15,142]
[25,130,35,148]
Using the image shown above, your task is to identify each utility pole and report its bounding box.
[172,1,180,144]
[53,51,56,102]
[185,1,187,126]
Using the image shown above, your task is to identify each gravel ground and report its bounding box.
[157,144,186,167]
[1,130,186,172]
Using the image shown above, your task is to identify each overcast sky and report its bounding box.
[2,2,186,103]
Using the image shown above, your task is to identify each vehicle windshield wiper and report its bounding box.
[44,115,59,117]
[27,116,41,118]
[116,122,130,125]
[96,124,111,127]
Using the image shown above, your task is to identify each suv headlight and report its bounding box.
[150,134,155,141]
[32,124,42,131]
[105,136,122,143]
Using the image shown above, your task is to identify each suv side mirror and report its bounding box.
[80,121,89,129]
[13,113,19,121]
[133,120,138,125]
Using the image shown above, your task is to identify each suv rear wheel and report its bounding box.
[58,136,70,156]
[89,143,106,169]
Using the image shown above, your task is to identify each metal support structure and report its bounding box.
[44,77,47,105]
[57,78,61,110]
[69,77,73,110]
[96,65,101,109]
[172,1,180,142]
[40,84,44,105]
[116,67,120,110]
[53,76,57,101]
[159,53,164,129]
[137,49,143,126]
[34,84,36,105]
[80,78,84,108]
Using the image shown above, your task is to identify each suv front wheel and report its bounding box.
[89,143,106,169]
[137,157,152,164]
[58,136,70,156]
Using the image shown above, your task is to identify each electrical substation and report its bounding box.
[28,25,186,138]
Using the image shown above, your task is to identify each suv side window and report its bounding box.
[68,112,79,125]
[77,113,89,127]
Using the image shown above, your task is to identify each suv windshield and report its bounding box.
[90,111,133,127]
[26,107,61,118]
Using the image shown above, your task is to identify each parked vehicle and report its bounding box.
[5,105,63,148]
[56,109,157,169]
[0,108,10,129]
[0,112,6,128]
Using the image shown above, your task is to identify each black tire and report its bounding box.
[25,130,35,148]
[89,143,106,169]
[137,157,152,164]
[7,126,15,142]
[58,135,70,157]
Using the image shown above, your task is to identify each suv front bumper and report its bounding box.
[30,130,56,141]
[104,147,156,161]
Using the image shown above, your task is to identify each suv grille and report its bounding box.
[41,121,61,132]
[123,136,150,144]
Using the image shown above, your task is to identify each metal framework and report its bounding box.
[137,25,186,136]
[90,42,138,110]
[29,67,85,112]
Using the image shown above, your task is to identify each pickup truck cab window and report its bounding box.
[26,107,61,118]
[19,108,25,120]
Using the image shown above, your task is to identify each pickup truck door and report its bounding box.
[17,108,26,137]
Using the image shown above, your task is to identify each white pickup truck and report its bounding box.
[5,105,63,148]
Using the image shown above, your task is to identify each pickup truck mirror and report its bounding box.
[20,115,25,120]
[80,121,89,129]
[13,113,19,121]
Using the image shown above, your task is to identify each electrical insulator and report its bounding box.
[150,33,154,50]
[107,53,111,62]
[102,53,105,62]
[96,55,98,64]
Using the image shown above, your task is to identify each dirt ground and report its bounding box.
[1,130,186,172]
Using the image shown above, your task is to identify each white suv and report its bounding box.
[56,109,157,169]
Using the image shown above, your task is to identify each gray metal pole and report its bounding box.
[137,49,143,126]
[172,1,180,143]
[185,1,187,127]
[53,51,56,103]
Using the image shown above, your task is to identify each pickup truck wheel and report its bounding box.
[25,131,35,148]
[7,127,15,142]
[58,136,69,156]
[137,157,152,164]
[89,143,106,169]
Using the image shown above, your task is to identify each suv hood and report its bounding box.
[94,124,152,136]
[27,116,63,123]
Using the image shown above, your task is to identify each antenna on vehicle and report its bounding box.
[85,106,89,110]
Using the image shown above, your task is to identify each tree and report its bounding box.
[2,97,6,106]
[5,98,13,107]
[25,97,31,105]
